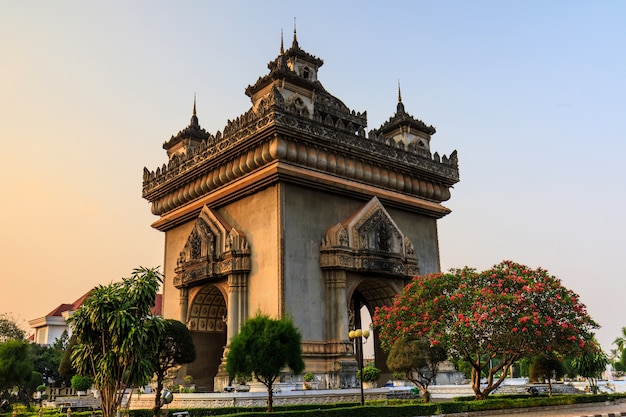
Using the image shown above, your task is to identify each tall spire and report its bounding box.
[190,93,199,127]
[292,17,299,48]
[280,29,284,55]
[396,80,405,114]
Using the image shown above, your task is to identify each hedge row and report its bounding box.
[3,394,626,417]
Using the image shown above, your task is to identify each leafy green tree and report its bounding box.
[58,333,78,381]
[356,364,381,383]
[68,267,164,417]
[529,354,565,396]
[71,375,92,392]
[373,261,598,399]
[613,326,626,357]
[226,313,304,412]
[572,338,608,394]
[31,333,69,388]
[0,313,26,342]
[0,340,33,400]
[151,319,196,417]
[386,337,447,402]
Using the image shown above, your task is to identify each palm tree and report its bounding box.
[613,326,626,355]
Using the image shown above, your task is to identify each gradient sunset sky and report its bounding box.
[1,1,624,351]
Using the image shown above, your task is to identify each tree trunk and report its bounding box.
[266,381,274,412]
[547,378,553,397]
[152,373,164,417]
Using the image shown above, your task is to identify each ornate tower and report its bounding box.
[142,31,459,391]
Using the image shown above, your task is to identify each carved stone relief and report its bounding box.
[174,206,251,289]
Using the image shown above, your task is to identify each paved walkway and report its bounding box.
[443,401,626,417]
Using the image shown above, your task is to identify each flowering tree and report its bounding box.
[373,260,598,399]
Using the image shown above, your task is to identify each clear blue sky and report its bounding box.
[1,1,624,352]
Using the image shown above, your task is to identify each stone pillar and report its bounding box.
[179,287,189,323]
[324,270,348,343]
[227,273,248,343]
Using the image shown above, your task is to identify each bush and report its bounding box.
[70,375,92,392]
[356,365,381,383]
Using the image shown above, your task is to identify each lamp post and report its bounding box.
[348,328,370,406]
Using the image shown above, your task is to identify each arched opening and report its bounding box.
[349,278,399,386]
[186,285,227,392]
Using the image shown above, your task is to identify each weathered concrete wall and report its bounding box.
[217,185,280,318]
[282,183,363,340]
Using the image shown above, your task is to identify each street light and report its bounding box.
[349,328,370,406]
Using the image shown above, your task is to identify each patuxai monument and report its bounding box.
[142,30,459,392]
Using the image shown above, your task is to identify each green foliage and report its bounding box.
[613,326,626,355]
[68,267,164,417]
[571,338,608,394]
[530,354,565,382]
[529,354,565,396]
[226,313,304,412]
[356,365,380,383]
[0,339,34,392]
[386,337,447,402]
[373,260,598,400]
[0,313,26,343]
[31,337,68,388]
[303,372,315,382]
[150,319,196,417]
[71,375,93,392]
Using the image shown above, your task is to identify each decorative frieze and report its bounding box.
[143,86,459,216]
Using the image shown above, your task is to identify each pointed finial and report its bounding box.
[396,80,405,114]
[292,17,299,48]
[190,93,199,127]
[280,29,284,54]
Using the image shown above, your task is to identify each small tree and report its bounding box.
[226,313,304,412]
[151,319,196,417]
[386,337,447,402]
[529,354,564,396]
[572,339,608,394]
[32,334,69,389]
[0,340,33,402]
[0,313,26,342]
[356,364,381,383]
[68,267,163,417]
[71,375,93,393]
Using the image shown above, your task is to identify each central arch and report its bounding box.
[320,196,419,387]
[348,276,402,382]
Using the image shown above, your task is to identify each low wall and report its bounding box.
[128,389,388,409]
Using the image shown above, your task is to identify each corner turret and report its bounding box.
[163,96,210,159]
[374,82,436,152]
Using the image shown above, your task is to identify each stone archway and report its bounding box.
[186,285,228,392]
[320,196,419,387]
[347,277,402,382]
[173,205,251,392]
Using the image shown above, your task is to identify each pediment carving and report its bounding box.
[320,197,418,277]
[174,206,250,288]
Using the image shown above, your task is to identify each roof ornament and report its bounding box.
[292,17,299,48]
[191,93,199,127]
[397,80,405,113]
